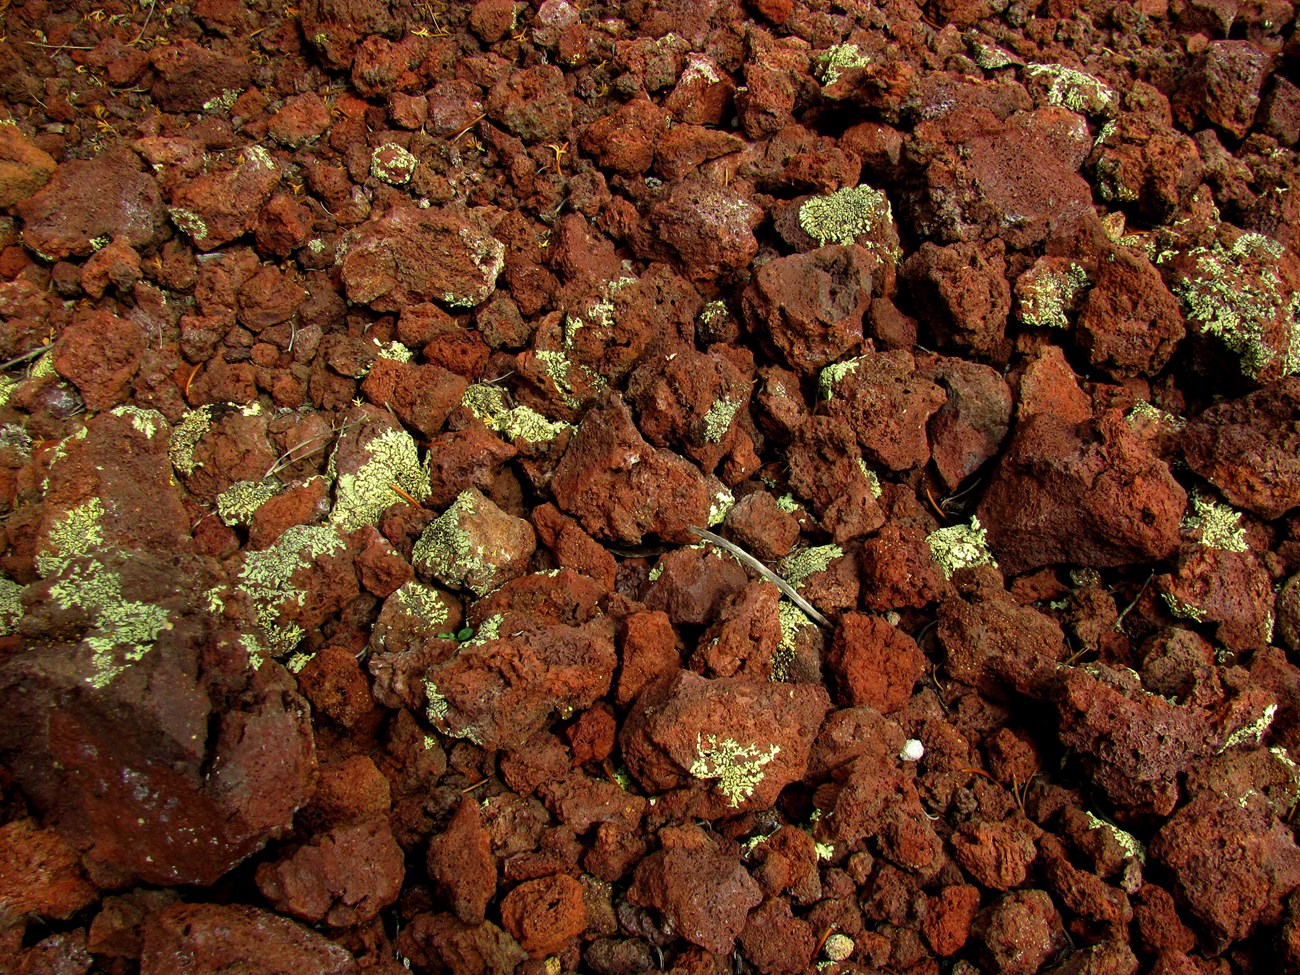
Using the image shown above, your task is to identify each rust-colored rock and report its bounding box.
[140,902,356,975]
[500,873,587,957]
[743,244,872,373]
[628,827,763,956]
[977,409,1187,576]
[18,148,165,261]
[550,391,713,545]
[255,817,404,927]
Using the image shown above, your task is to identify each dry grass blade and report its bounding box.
[687,526,832,629]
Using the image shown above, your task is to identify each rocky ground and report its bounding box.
[0,0,1299,973]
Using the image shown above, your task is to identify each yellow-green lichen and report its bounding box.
[1220,703,1278,752]
[1025,62,1118,116]
[1162,591,1207,623]
[1125,399,1185,433]
[1172,231,1300,379]
[110,405,165,439]
[239,631,269,670]
[1183,492,1248,553]
[411,492,500,596]
[48,558,172,689]
[708,486,734,526]
[702,397,742,444]
[799,184,895,250]
[774,600,814,679]
[216,479,281,527]
[856,458,883,498]
[461,384,572,443]
[775,494,802,514]
[818,43,871,86]
[392,580,451,630]
[818,357,862,400]
[372,338,413,363]
[202,88,242,113]
[168,207,209,243]
[331,427,430,532]
[424,678,449,722]
[169,406,215,476]
[926,516,997,578]
[36,498,105,577]
[0,575,24,635]
[689,734,780,807]
[370,143,417,185]
[237,523,347,655]
[29,350,55,379]
[779,545,844,587]
[0,375,18,409]
[0,424,35,460]
[1019,262,1089,329]
[465,612,502,645]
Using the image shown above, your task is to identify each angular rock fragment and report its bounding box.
[620,670,830,818]
[340,204,504,311]
[977,409,1186,575]
[550,392,713,545]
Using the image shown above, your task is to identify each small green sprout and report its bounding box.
[436,626,475,642]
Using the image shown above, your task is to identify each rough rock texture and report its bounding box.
[550,392,713,544]
[978,409,1187,575]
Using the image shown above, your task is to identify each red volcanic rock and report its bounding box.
[1183,378,1300,520]
[500,873,587,957]
[53,311,146,411]
[140,903,355,975]
[256,817,404,927]
[427,796,497,925]
[821,348,948,472]
[340,204,504,312]
[620,670,830,818]
[743,244,872,373]
[827,613,925,713]
[628,826,763,956]
[977,409,1186,576]
[18,148,165,260]
[550,391,713,545]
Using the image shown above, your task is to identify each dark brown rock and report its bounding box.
[0,819,98,921]
[0,123,57,207]
[972,890,1067,975]
[1075,247,1186,378]
[902,239,1012,358]
[53,311,146,411]
[1173,40,1272,139]
[917,354,1013,491]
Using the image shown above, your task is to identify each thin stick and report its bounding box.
[687,526,832,629]
[0,346,49,372]
[128,0,156,46]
